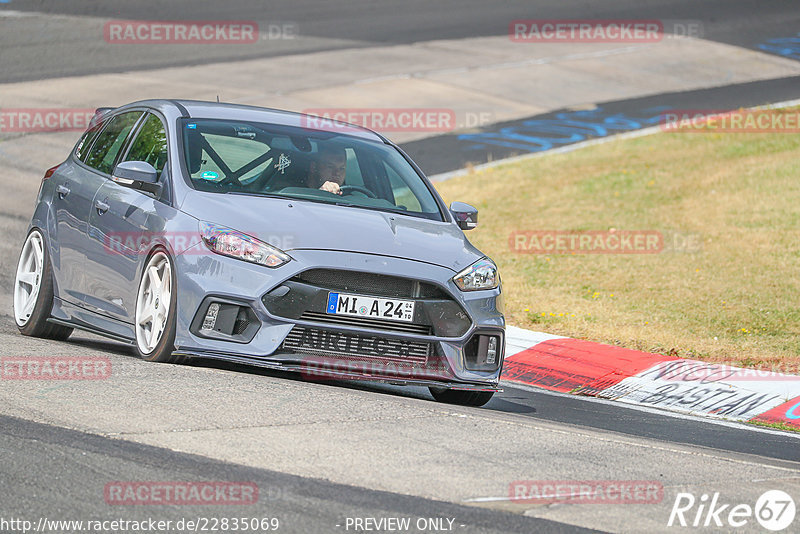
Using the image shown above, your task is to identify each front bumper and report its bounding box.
[173,248,504,388]
[171,348,501,391]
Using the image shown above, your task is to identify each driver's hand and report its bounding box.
[320,181,342,195]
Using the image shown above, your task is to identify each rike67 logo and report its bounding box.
[668,490,796,531]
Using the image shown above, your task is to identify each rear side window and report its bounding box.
[124,113,168,174]
[385,161,422,212]
[75,121,105,162]
[84,111,143,174]
[344,148,364,186]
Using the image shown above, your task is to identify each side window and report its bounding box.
[385,161,421,211]
[124,113,168,174]
[344,148,364,186]
[75,122,105,162]
[84,111,143,174]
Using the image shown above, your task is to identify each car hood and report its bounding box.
[180,192,484,272]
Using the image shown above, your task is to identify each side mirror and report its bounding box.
[450,201,478,230]
[112,161,161,195]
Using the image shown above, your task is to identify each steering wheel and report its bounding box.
[339,185,377,198]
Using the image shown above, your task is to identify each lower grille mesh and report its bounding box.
[233,318,250,335]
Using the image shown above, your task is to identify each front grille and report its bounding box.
[291,269,448,299]
[281,326,431,364]
[265,269,472,339]
[299,311,431,335]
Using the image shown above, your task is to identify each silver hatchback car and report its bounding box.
[14,100,504,406]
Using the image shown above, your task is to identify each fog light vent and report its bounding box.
[191,299,260,344]
[463,332,503,371]
[233,308,250,335]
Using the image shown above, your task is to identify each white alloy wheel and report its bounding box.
[135,252,173,354]
[14,230,45,326]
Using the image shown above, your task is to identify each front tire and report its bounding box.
[429,387,495,407]
[134,250,182,363]
[14,228,72,340]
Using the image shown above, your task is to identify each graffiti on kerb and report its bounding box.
[457,106,671,152]
[758,34,800,60]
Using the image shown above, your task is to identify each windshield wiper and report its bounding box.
[226,191,285,200]
[224,192,437,220]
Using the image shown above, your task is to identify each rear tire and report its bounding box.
[14,228,73,340]
[429,387,495,407]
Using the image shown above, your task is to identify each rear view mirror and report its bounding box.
[112,161,161,195]
[450,201,478,230]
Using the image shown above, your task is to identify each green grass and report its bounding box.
[748,420,800,434]
[434,114,800,370]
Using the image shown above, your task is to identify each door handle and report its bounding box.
[56,184,70,199]
[95,199,110,215]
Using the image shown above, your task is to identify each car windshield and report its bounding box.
[180,118,444,221]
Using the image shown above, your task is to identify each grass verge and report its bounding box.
[748,420,800,434]
[434,124,800,370]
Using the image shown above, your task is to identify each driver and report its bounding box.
[307,146,346,195]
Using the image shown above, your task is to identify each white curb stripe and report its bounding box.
[504,325,565,358]
[502,330,800,426]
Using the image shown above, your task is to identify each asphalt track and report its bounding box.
[182,357,800,464]
[1,329,799,532]
[1,0,799,82]
[2,1,800,532]
[0,414,592,534]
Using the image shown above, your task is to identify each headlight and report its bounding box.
[199,222,291,268]
[453,258,499,291]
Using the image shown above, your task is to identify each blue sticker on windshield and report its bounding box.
[201,171,219,180]
[186,123,197,129]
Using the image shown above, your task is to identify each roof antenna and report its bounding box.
[216,95,220,103]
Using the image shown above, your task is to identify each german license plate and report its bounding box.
[326,292,415,323]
